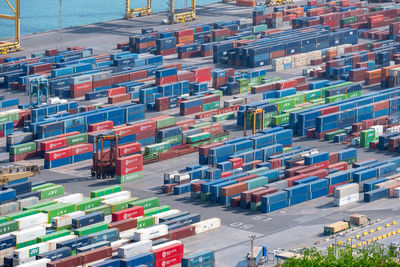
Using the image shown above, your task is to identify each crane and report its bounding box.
[168,0,197,24]
[0,0,22,54]
[91,134,120,179]
[125,0,152,19]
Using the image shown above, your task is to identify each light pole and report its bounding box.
[249,234,256,267]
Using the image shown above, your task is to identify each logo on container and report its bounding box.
[49,141,63,149]
[75,148,87,154]
[53,152,67,159]
[139,125,152,131]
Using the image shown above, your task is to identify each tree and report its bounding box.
[280,245,400,266]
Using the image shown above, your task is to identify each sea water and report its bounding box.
[0,0,220,39]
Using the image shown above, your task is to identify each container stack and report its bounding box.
[116,154,143,184]
[70,75,92,98]
[155,68,178,86]
[156,37,177,56]
[333,183,359,207]
[130,35,156,53]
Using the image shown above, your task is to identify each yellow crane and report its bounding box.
[125,0,152,19]
[0,165,40,185]
[0,0,22,54]
[168,0,197,24]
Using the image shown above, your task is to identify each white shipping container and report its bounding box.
[334,193,359,207]
[54,193,84,204]
[120,229,137,239]
[51,211,85,229]
[17,197,39,210]
[192,218,221,235]
[394,187,400,198]
[118,240,152,258]
[101,195,131,205]
[12,226,46,244]
[13,257,34,266]
[0,247,13,265]
[333,183,359,199]
[15,213,48,230]
[0,202,18,215]
[104,215,112,224]
[132,225,168,241]
[101,191,131,201]
[174,174,190,183]
[46,234,77,251]
[152,209,181,220]
[110,238,130,250]
[16,258,51,267]
[14,242,50,261]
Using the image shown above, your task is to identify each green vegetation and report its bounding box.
[280,246,400,266]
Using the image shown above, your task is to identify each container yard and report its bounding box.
[4,0,400,265]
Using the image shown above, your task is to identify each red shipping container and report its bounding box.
[70,81,92,91]
[192,67,212,82]
[230,195,241,207]
[41,138,67,151]
[276,79,297,89]
[201,124,222,135]
[228,158,243,169]
[129,70,148,80]
[153,241,184,261]
[306,128,315,138]
[221,172,232,178]
[116,154,143,170]
[113,125,136,137]
[81,247,113,264]
[118,142,141,157]
[329,162,348,171]
[108,86,127,97]
[47,255,82,267]
[88,121,114,132]
[45,147,72,161]
[155,254,183,267]
[329,152,339,164]
[108,93,131,104]
[132,120,156,133]
[198,142,224,156]
[112,206,144,222]
[180,106,202,116]
[156,75,178,86]
[220,182,248,197]
[71,143,93,156]
[112,73,130,84]
[309,160,329,169]
[319,106,339,116]
[234,174,259,183]
[373,100,389,112]
[109,218,138,231]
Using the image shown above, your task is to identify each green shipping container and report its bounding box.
[238,78,249,93]
[159,135,182,145]
[9,142,36,155]
[85,205,112,216]
[23,201,56,211]
[154,116,176,129]
[6,210,38,221]
[39,185,65,200]
[116,171,143,184]
[76,198,102,211]
[190,122,211,129]
[16,240,36,249]
[282,107,303,114]
[144,142,170,155]
[324,130,346,141]
[137,216,155,229]
[111,197,139,212]
[360,129,375,147]
[0,221,18,235]
[250,202,261,211]
[0,217,7,224]
[144,205,170,216]
[252,24,267,33]
[66,133,88,146]
[186,132,210,144]
[202,101,220,112]
[304,89,321,101]
[90,185,122,198]
[277,99,295,111]
[245,177,268,190]
[36,229,71,242]
[0,114,10,124]
[341,157,357,165]
[39,203,76,223]
[32,183,56,192]
[272,114,289,126]
[129,197,160,210]
[340,16,357,25]
[74,222,108,236]
[325,94,346,103]
[347,90,362,99]
[212,112,235,122]
[200,192,211,201]
[283,147,292,153]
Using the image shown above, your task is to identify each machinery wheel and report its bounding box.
[96,173,101,179]
[102,173,107,179]
[91,171,96,177]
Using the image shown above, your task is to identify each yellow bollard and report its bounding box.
[362,241,367,246]
[329,244,333,248]
[383,234,387,239]
[372,237,377,241]
[393,231,397,235]
[352,245,356,248]
[388,232,392,237]
[355,234,361,239]
[369,229,374,234]
[363,232,368,236]
[377,226,381,231]
[357,243,362,247]
[348,238,352,242]
[393,221,397,225]
[378,236,382,240]
[397,229,400,234]
[386,223,390,228]
[367,239,372,244]
[337,241,342,245]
